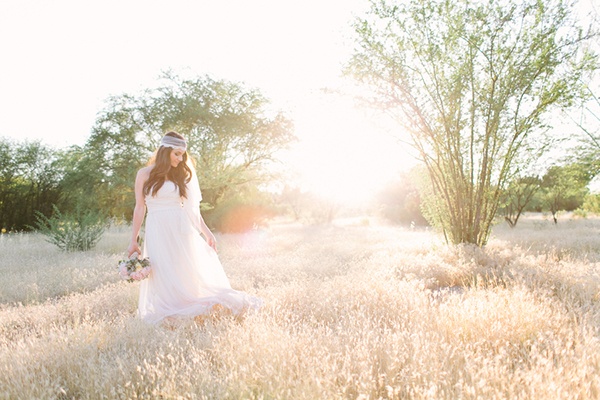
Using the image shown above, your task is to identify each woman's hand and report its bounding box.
[127,241,142,258]
[204,231,218,252]
[197,211,217,252]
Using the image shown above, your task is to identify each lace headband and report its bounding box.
[160,135,187,150]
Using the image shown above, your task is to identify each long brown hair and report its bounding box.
[143,132,192,198]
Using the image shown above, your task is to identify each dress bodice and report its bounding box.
[145,181,182,212]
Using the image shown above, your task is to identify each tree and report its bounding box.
[540,163,591,223]
[84,72,295,225]
[375,169,428,226]
[0,138,64,231]
[570,1,600,175]
[54,144,106,215]
[499,175,541,227]
[572,84,600,176]
[581,192,600,214]
[349,0,596,245]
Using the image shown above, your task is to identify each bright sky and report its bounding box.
[0,0,416,205]
[9,0,595,204]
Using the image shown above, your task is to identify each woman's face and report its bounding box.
[170,148,185,168]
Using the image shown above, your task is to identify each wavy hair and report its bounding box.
[143,132,192,198]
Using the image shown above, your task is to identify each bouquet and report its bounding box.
[118,252,151,282]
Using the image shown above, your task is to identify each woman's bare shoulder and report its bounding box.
[138,165,154,176]
[137,166,153,180]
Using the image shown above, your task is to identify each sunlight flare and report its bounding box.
[287,91,414,205]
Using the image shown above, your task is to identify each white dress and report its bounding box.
[137,180,261,324]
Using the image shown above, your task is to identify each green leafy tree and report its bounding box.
[499,175,541,227]
[348,0,596,245]
[84,72,295,226]
[582,192,600,214]
[54,145,106,215]
[540,163,591,223]
[0,138,18,230]
[0,138,64,231]
[572,84,600,177]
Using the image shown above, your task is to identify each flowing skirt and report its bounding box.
[138,206,261,324]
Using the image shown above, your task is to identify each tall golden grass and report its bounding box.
[1,215,599,399]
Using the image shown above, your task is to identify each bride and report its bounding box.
[127,131,261,324]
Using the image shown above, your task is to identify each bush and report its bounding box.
[32,205,107,251]
[582,193,600,214]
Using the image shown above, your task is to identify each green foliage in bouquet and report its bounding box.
[32,205,107,251]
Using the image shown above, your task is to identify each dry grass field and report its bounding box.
[1,215,599,399]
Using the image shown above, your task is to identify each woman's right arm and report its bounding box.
[127,168,149,257]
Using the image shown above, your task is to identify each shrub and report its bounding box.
[582,193,600,214]
[32,205,107,251]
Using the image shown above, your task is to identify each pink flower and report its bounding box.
[131,272,143,281]
[117,256,151,282]
[119,266,130,279]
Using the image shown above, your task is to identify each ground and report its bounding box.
[0,215,599,399]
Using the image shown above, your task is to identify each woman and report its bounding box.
[127,131,261,324]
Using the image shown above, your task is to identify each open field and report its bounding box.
[1,215,600,399]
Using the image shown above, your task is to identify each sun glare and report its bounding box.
[287,91,414,206]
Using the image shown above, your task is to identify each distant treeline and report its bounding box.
[1,135,598,233]
[0,73,295,232]
[1,73,598,233]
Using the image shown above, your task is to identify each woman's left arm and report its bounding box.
[198,213,217,252]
